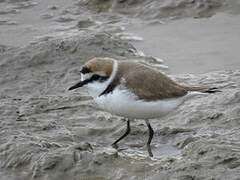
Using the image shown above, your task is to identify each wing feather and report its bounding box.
[118,62,187,101]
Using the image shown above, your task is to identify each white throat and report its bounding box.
[86,60,118,98]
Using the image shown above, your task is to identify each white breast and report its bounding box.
[94,88,189,119]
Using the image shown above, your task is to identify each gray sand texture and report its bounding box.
[1,0,240,180]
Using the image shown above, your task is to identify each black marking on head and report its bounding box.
[91,74,109,82]
[68,74,109,91]
[80,67,92,74]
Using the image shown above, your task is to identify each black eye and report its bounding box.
[91,74,109,82]
[91,74,100,80]
[80,67,91,74]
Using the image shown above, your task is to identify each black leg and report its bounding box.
[145,120,154,157]
[146,120,154,145]
[112,119,131,148]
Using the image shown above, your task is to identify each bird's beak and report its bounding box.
[68,80,87,90]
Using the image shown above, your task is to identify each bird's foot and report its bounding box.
[112,143,118,149]
[147,144,153,157]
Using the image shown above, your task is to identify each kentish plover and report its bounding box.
[69,57,219,156]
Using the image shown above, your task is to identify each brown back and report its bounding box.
[116,61,188,101]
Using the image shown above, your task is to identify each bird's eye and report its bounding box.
[80,67,91,74]
[90,74,108,82]
[91,74,100,80]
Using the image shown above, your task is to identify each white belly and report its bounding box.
[94,88,188,119]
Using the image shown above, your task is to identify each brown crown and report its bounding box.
[82,57,114,76]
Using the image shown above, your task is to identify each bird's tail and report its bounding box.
[183,86,221,93]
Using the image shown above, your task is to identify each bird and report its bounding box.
[68,57,219,156]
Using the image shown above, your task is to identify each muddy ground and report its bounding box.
[1,0,240,179]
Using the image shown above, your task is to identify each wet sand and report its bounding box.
[129,13,240,74]
[1,0,240,180]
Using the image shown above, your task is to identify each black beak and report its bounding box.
[69,74,104,91]
[68,80,86,90]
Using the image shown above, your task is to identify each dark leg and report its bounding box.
[112,119,131,148]
[145,119,154,157]
[145,120,154,145]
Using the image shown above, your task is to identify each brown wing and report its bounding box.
[118,62,187,101]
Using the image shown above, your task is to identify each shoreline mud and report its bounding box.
[1,0,240,179]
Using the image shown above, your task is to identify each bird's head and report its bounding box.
[68,57,114,91]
